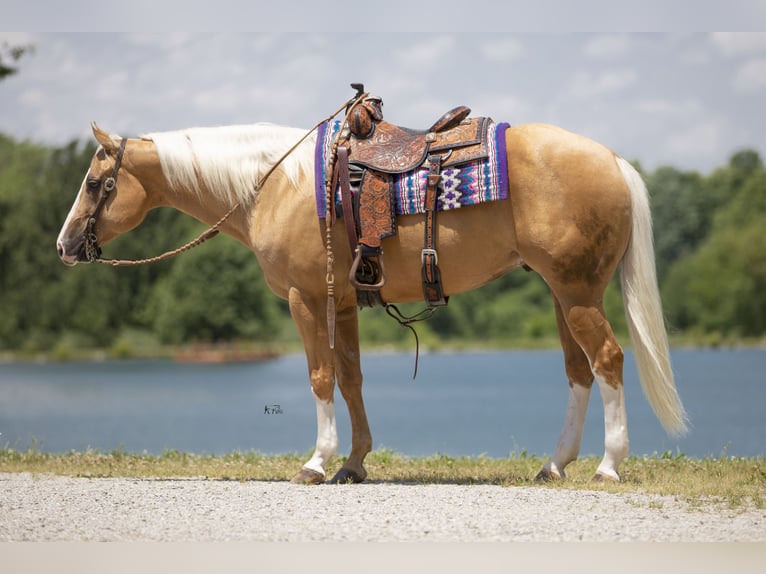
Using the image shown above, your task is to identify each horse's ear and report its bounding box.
[91,122,121,155]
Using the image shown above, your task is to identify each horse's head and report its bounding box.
[56,123,157,265]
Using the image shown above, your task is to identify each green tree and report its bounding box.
[0,136,84,350]
[662,152,766,337]
[646,166,716,281]
[663,218,766,336]
[0,42,33,80]
[144,236,285,344]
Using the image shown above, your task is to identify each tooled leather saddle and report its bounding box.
[330,84,495,308]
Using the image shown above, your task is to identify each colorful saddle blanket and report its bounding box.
[314,119,510,219]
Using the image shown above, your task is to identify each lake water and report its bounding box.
[0,349,763,459]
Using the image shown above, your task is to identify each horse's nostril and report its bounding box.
[56,241,64,258]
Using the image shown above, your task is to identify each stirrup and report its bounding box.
[349,247,386,291]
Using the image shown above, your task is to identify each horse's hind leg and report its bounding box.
[536,296,595,481]
[557,298,629,482]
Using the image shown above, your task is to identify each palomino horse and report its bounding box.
[57,114,687,484]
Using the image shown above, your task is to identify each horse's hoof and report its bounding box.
[592,471,620,483]
[534,466,564,482]
[290,467,325,485]
[329,467,366,484]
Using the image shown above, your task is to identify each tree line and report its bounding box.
[0,132,764,357]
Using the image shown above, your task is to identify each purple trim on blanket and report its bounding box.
[315,119,510,219]
[495,122,509,203]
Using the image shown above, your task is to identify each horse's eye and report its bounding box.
[86,178,101,192]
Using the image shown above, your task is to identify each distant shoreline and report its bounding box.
[1,336,764,364]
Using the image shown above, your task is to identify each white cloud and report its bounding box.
[710,32,766,56]
[665,116,728,160]
[2,33,764,174]
[479,38,525,62]
[708,33,766,96]
[18,88,46,107]
[471,94,529,121]
[395,36,455,68]
[246,85,315,117]
[678,46,712,66]
[191,83,247,113]
[568,68,638,99]
[0,32,37,46]
[125,33,196,51]
[274,52,332,85]
[631,98,740,169]
[635,98,704,119]
[92,71,131,103]
[583,34,631,60]
[734,58,766,93]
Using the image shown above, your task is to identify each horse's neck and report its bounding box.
[169,187,254,248]
[139,126,317,251]
[130,139,250,246]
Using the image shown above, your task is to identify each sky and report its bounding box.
[2,29,766,173]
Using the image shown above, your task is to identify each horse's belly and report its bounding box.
[377,201,521,302]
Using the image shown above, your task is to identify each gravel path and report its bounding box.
[1,473,764,542]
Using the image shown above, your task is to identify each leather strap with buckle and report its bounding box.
[421,154,448,307]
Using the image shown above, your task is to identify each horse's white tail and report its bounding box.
[616,156,688,436]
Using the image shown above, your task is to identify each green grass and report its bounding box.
[1,447,763,510]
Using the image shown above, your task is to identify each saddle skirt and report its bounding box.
[314,118,510,220]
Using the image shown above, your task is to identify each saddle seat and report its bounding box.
[347,104,489,174]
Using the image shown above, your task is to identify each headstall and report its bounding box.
[83,137,127,262]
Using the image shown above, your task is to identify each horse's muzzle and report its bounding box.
[56,236,85,266]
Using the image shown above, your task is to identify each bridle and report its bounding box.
[80,136,237,267]
[83,137,127,262]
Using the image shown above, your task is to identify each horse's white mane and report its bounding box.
[143,123,316,205]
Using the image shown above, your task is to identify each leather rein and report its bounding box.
[84,96,356,267]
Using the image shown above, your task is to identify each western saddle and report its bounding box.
[328,84,493,309]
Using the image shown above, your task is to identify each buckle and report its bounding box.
[421,248,438,265]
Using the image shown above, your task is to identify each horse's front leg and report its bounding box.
[288,287,338,485]
[329,305,372,484]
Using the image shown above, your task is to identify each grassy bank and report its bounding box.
[1,447,763,510]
